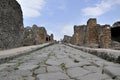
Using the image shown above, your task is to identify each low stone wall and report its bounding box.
[0,43,54,64]
[66,44,120,64]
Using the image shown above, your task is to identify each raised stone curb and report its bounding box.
[103,66,120,80]
[0,43,54,64]
[66,43,120,79]
[66,43,120,64]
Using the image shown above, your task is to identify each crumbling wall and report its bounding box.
[79,25,87,45]
[32,25,41,44]
[63,35,72,43]
[98,25,111,48]
[23,25,48,46]
[71,25,86,45]
[86,18,98,47]
[39,27,47,44]
[23,27,35,46]
[69,18,112,48]
[0,0,24,49]
[72,25,80,45]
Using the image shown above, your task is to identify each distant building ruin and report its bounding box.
[63,18,112,48]
[63,35,72,43]
[23,25,54,46]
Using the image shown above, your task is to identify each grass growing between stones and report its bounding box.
[14,62,23,70]
[60,63,67,71]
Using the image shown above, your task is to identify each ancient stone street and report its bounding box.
[0,44,119,80]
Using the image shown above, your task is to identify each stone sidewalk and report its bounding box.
[67,44,120,64]
[0,43,53,64]
[0,44,120,80]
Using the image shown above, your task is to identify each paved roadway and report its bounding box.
[0,44,119,80]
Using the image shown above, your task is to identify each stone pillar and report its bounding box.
[86,18,98,47]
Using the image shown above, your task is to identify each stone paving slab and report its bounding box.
[0,44,119,80]
[34,67,46,74]
[46,59,61,66]
[83,65,99,73]
[18,63,38,70]
[104,66,120,78]
[79,72,111,80]
[37,72,69,80]
[67,67,90,79]
[0,43,53,64]
[47,66,62,73]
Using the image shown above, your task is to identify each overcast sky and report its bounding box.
[16,0,120,40]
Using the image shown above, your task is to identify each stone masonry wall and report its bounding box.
[72,25,87,45]
[63,35,72,43]
[23,27,35,46]
[69,18,112,48]
[98,25,111,48]
[23,25,47,46]
[32,25,42,45]
[0,0,24,49]
[72,25,81,45]
[86,18,98,47]
[39,27,47,44]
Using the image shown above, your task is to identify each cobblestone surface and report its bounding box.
[0,44,120,80]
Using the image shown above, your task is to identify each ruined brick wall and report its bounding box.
[73,25,80,45]
[86,18,98,47]
[0,0,24,49]
[23,25,48,46]
[23,27,35,46]
[72,25,81,45]
[71,25,86,45]
[63,35,72,43]
[64,18,113,48]
[79,25,87,45]
[39,27,47,44]
[32,25,41,44]
[98,25,111,48]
